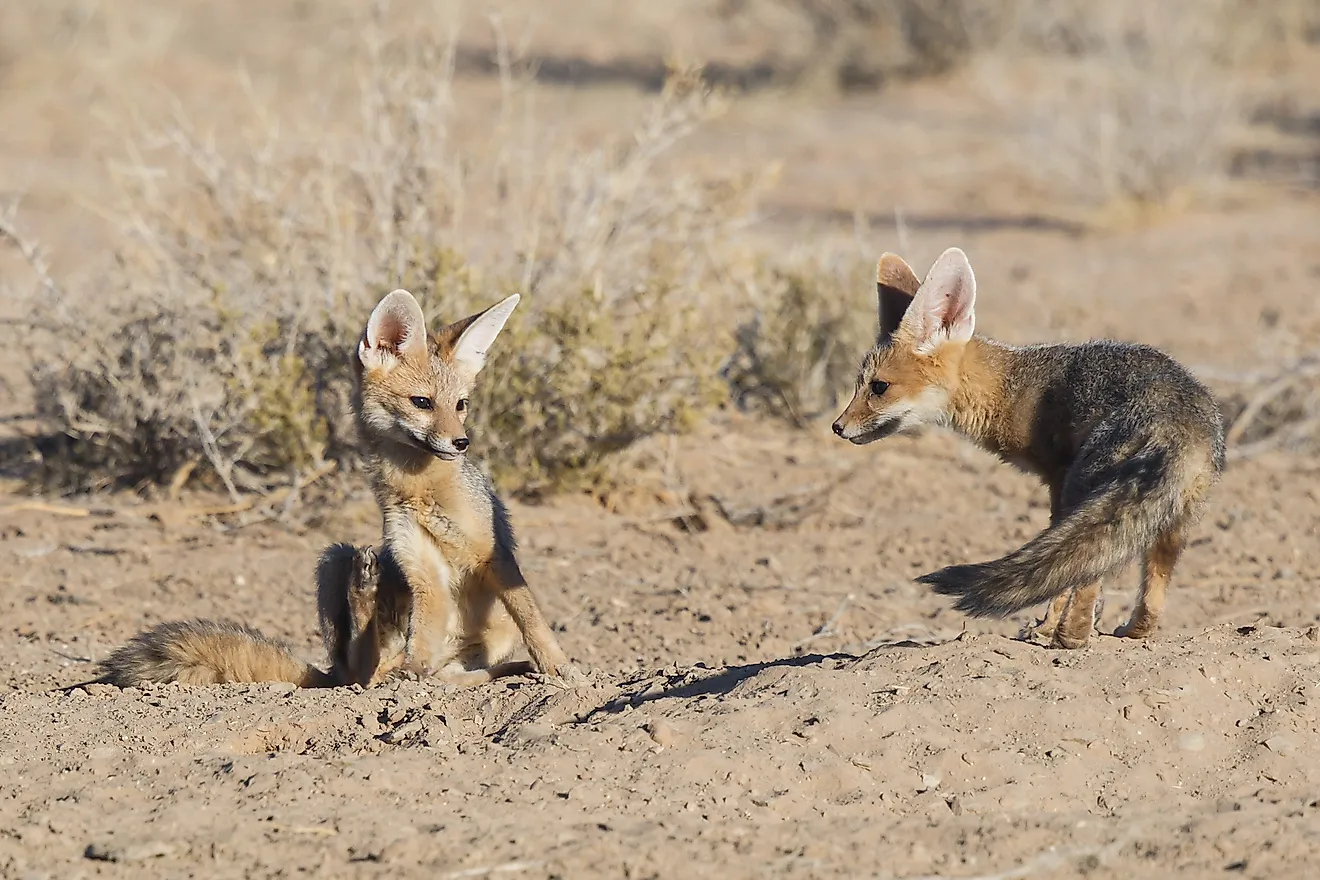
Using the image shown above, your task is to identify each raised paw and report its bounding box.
[345,546,380,639]
[351,546,379,597]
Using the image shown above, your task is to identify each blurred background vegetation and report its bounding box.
[1,0,1317,504]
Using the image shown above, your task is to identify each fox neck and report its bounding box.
[364,431,464,483]
[945,336,1023,459]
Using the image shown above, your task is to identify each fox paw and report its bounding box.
[1114,621,1155,640]
[556,663,589,686]
[1051,629,1091,650]
[351,546,379,595]
[1019,617,1058,644]
[530,662,588,689]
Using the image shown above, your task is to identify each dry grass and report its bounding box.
[3,18,763,499]
[743,0,1311,211]
[1216,353,1320,461]
[718,0,997,90]
[995,2,1244,211]
[2,1,1316,503]
[723,253,871,427]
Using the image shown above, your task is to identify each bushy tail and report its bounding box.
[919,448,1189,618]
[94,619,335,688]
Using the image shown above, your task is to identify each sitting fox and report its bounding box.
[832,248,1225,648]
[95,290,577,687]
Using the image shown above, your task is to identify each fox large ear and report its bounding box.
[877,252,921,340]
[359,289,428,370]
[900,247,976,354]
[441,293,521,376]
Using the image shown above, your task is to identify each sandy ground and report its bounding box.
[2,408,1319,878]
[4,2,1320,878]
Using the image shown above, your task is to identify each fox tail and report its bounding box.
[93,619,335,688]
[920,442,1192,617]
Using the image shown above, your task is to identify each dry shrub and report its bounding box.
[9,24,762,498]
[718,0,998,90]
[994,2,1242,210]
[1211,0,1320,66]
[1217,354,1320,460]
[723,253,872,426]
[720,0,1315,96]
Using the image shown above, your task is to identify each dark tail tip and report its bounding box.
[917,562,1018,619]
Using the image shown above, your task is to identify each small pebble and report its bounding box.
[647,720,678,748]
[379,720,424,745]
[1264,735,1296,756]
[509,723,556,744]
[1178,732,1206,753]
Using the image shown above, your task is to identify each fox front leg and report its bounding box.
[385,518,459,676]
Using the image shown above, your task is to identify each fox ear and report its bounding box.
[442,293,521,376]
[359,289,428,370]
[877,253,921,340]
[901,247,976,354]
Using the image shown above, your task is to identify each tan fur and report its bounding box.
[877,252,922,293]
[834,248,1225,648]
[94,545,389,689]
[351,291,577,682]
[96,619,335,688]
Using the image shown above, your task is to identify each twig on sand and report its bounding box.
[795,593,854,647]
[704,469,857,530]
[0,501,96,518]
[441,861,544,879]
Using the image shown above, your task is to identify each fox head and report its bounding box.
[353,289,519,461]
[832,247,977,444]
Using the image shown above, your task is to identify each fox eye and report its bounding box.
[869,380,890,397]
[410,396,434,411]
[456,398,469,413]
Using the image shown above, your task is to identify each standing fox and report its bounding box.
[94,290,576,687]
[832,248,1225,648]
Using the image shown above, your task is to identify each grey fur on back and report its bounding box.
[997,340,1224,479]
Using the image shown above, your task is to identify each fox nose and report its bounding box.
[453,437,470,452]
[831,421,845,437]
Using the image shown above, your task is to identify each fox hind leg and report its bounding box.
[1053,581,1102,649]
[1021,590,1072,642]
[1116,531,1183,640]
[1021,485,1076,644]
[345,545,396,685]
